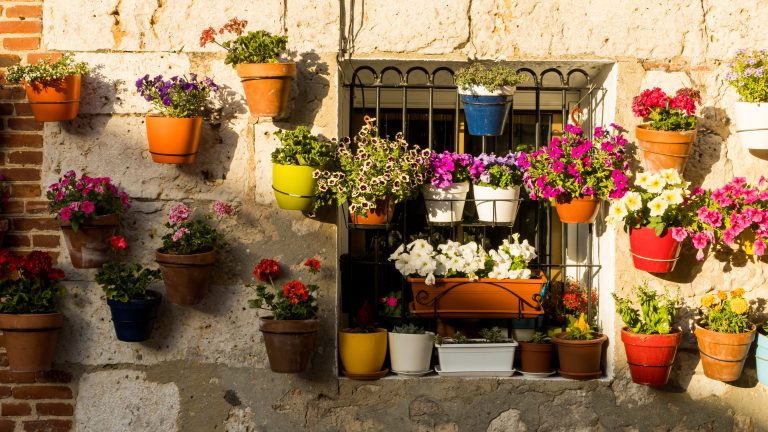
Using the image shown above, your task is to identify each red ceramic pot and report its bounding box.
[621,328,682,386]
[629,226,682,273]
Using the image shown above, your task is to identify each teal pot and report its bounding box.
[757,332,768,387]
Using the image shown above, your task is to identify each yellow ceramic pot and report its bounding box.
[338,328,388,374]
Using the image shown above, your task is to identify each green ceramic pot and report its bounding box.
[272,164,318,211]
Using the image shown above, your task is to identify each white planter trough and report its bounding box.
[388,331,434,374]
[473,185,520,224]
[436,339,518,373]
[734,102,768,150]
[422,182,470,223]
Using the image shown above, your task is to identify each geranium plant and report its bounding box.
[200,18,287,67]
[135,74,220,118]
[5,52,89,85]
[698,288,751,334]
[46,170,131,231]
[613,284,679,334]
[454,63,526,94]
[426,151,473,189]
[96,262,161,303]
[248,258,320,320]
[272,126,336,167]
[0,250,65,314]
[523,124,630,201]
[469,152,523,189]
[725,49,768,103]
[632,87,701,131]
[160,201,236,255]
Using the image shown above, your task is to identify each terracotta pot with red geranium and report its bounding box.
[248,257,322,373]
[523,124,631,224]
[47,171,131,269]
[155,201,236,306]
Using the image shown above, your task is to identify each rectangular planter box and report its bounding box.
[436,340,518,372]
[408,272,547,318]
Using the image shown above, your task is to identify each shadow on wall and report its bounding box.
[281,50,331,127]
[685,106,730,189]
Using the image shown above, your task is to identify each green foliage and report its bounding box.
[726,49,768,103]
[0,251,65,314]
[613,284,679,335]
[455,63,526,91]
[272,127,336,167]
[648,108,697,131]
[561,314,595,340]
[528,331,551,343]
[762,321,768,334]
[161,218,226,255]
[392,323,426,334]
[435,327,508,344]
[6,52,89,84]
[223,31,287,66]
[479,326,506,343]
[248,281,318,320]
[699,289,751,334]
[95,262,161,302]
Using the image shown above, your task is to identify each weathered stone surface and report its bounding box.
[286,0,338,54]
[488,408,527,432]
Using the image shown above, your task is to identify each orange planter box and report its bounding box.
[407,272,548,318]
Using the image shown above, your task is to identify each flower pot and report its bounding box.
[107,290,162,342]
[734,102,768,150]
[694,324,756,382]
[422,182,470,224]
[552,332,607,380]
[629,227,682,273]
[554,195,601,224]
[408,272,548,318]
[757,332,768,387]
[236,63,296,118]
[473,184,520,224]
[518,341,554,373]
[635,123,696,173]
[436,340,518,372]
[60,213,120,269]
[272,164,318,211]
[155,249,216,305]
[460,92,513,136]
[338,328,387,374]
[620,328,682,386]
[145,116,203,164]
[0,219,8,248]
[0,313,63,372]
[24,75,81,122]
[259,317,320,373]
[349,197,395,225]
[388,331,434,373]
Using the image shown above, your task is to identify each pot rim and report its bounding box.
[694,321,756,336]
[339,327,387,334]
[107,289,163,305]
[636,123,697,135]
[155,248,216,258]
[145,114,203,120]
[620,326,682,336]
[552,332,607,344]
[59,212,120,228]
[259,316,319,323]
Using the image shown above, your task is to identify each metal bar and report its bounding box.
[428,86,434,148]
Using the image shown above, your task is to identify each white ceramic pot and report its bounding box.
[436,339,518,372]
[388,331,434,373]
[734,102,768,149]
[473,184,520,224]
[422,182,470,223]
[458,85,517,96]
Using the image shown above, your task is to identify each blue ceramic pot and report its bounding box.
[460,94,512,136]
[757,332,768,386]
[107,290,162,342]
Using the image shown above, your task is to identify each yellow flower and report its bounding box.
[717,291,728,300]
[732,288,745,298]
[701,294,716,308]
[576,314,590,333]
[730,297,748,315]
[714,304,723,311]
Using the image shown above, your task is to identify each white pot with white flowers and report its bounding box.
[725,49,768,150]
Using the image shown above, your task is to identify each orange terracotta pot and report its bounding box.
[24,74,81,122]
[59,213,120,268]
[236,63,296,118]
[145,116,203,164]
[350,198,395,225]
[155,249,216,305]
[635,124,696,173]
[553,332,607,380]
[695,324,756,382]
[554,195,601,224]
[0,313,63,372]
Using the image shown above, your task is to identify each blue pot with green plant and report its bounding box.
[455,63,526,136]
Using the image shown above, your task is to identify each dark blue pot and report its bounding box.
[107,290,162,342]
[460,94,512,136]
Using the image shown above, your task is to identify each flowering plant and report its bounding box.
[559,313,596,340]
[379,291,402,317]
[632,87,701,131]
[272,126,336,167]
[135,74,220,118]
[725,49,768,103]
[542,277,597,326]
[159,201,235,255]
[313,122,430,216]
[522,124,630,201]
[200,18,287,67]
[5,52,89,85]
[426,151,473,189]
[47,170,131,231]
[247,257,320,320]
[0,250,65,314]
[698,288,751,334]
[613,284,679,335]
[469,152,523,189]
[454,63,526,94]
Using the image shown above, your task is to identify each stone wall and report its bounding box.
[0,0,766,431]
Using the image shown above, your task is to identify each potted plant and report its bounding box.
[606,169,694,273]
[726,49,768,149]
[388,323,434,376]
[390,234,546,318]
[248,257,321,373]
[95,241,163,342]
[455,63,526,136]
[0,250,65,372]
[632,87,701,172]
[200,18,294,118]
[272,126,336,212]
[435,327,518,376]
[136,74,220,164]
[155,200,235,305]
[47,170,131,268]
[314,119,429,224]
[552,314,607,380]
[523,124,630,224]
[422,150,473,223]
[694,288,755,382]
[518,332,554,375]
[613,284,681,386]
[469,152,523,224]
[338,302,388,378]
[757,322,768,387]
[5,52,89,122]
[0,174,8,247]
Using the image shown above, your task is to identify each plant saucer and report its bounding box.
[342,368,389,380]
[392,369,432,377]
[434,366,515,377]
[518,370,556,378]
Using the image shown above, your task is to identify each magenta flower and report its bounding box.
[169,203,191,224]
[172,227,190,242]
[670,227,688,242]
[81,200,95,215]
[213,200,236,218]
[59,207,72,221]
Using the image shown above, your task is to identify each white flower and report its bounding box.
[607,203,628,224]
[648,196,669,217]
[635,172,652,190]
[622,191,643,212]
[425,273,435,285]
[644,174,666,194]
[661,189,684,205]
[659,168,682,186]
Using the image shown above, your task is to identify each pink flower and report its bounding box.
[68,201,80,211]
[172,227,190,242]
[755,239,766,256]
[670,227,688,242]
[169,203,191,224]
[81,200,95,215]
[213,200,236,218]
[59,207,72,221]
[386,296,398,307]
[110,235,127,251]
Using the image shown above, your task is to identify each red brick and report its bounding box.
[27,53,62,64]
[32,234,59,248]
[35,370,71,384]
[35,402,72,416]
[0,104,13,116]
[0,370,36,383]
[0,419,14,432]
[7,150,42,165]
[0,167,41,181]
[0,54,20,68]
[0,87,26,101]
[2,234,31,247]
[11,217,58,231]
[5,5,42,18]
[0,386,11,399]
[2,402,31,416]
[7,117,43,131]
[9,183,41,198]
[0,133,44,148]
[2,200,26,214]
[13,103,33,116]
[3,36,40,50]
[12,386,73,400]
[0,21,42,34]
[23,420,72,432]
[0,354,7,367]
[24,200,49,214]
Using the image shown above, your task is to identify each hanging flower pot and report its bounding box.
[629,227,682,273]
[272,164,318,211]
[734,102,768,150]
[552,332,607,380]
[757,331,768,387]
[554,195,601,224]
[24,75,82,122]
[107,290,162,342]
[635,124,696,173]
[349,197,395,225]
[236,63,296,118]
[455,63,526,136]
[460,93,512,136]
[60,213,120,269]
[260,317,320,373]
[338,328,388,375]
[0,313,64,372]
[621,328,682,386]
[145,116,203,164]
[473,184,520,224]
[422,182,470,224]
[694,323,755,382]
[155,249,216,305]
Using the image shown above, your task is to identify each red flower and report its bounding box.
[283,280,308,302]
[110,235,127,251]
[253,259,280,282]
[220,17,248,35]
[47,268,65,280]
[199,27,216,47]
[304,257,321,273]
